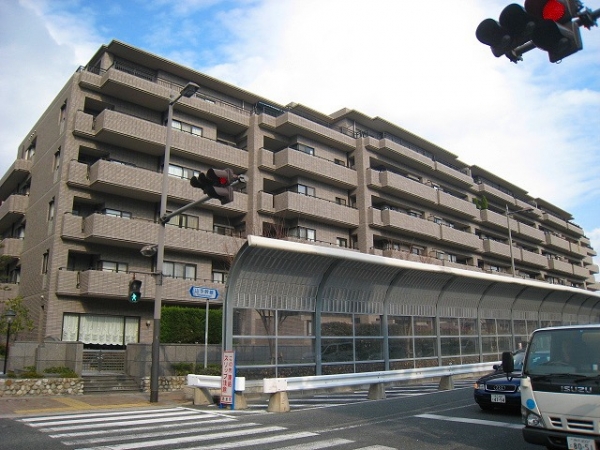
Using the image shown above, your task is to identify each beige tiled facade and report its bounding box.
[1,40,598,346]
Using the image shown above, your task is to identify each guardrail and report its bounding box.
[187,362,496,412]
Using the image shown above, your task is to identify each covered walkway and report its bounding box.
[223,236,600,379]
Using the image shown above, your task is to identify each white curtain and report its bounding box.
[124,317,139,344]
[62,314,79,341]
[62,314,139,345]
[79,315,124,345]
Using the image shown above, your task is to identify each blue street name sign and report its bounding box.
[189,286,219,299]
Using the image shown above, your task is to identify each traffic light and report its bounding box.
[190,168,237,204]
[128,279,142,303]
[476,4,537,61]
[524,0,582,62]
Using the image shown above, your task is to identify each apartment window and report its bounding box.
[172,119,202,136]
[335,197,347,205]
[59,101,67,133]
[408,210,423,218]
[100,261,128,273]
[167,213,199,230]
[54,148,61,171]
[213,224,234,236]
[337,237,348,248]
[290,226,316,242]
[163,261,196,280]
[447,253,458,263]
[48,199,55,222]
[24,139,36,160]
[291,143,314,155]
[212,271,227,284]
[168,164,199,180]
[104,208,132,219]
[296,184,315,197]
[411,246,424,256]
[42,251,49,274]
[334,158,346,167]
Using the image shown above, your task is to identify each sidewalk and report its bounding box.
[0,390,191,418]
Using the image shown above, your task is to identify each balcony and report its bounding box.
[541,212,569,232]
[544,233,570,252]
[433,161,473,187]
[480,209,512,231]
[366,138,435,171]
[482,239,511,259]
[273,191,359,227]
[79,67,251,133]
[547,258,573,275]
[273,112,356,150]
[0,194,29,232]
[56,269,226,304]
[0,238,23,259]
[74,110,248,168]
[520,249,548,268]
[0,159,32,200]
[476,183,515,206]
[370,207,441,240]
[273,148,357,188]
[436,190,478,219]
[67,160,247,215]
[572,264,590,279]
[368,169,437,204]
[515,222,545,242]
[62,213,246,256]
[439,226,482,251]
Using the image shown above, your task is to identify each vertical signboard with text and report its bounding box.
[220,350,236,408]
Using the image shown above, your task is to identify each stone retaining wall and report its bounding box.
[0,376,188,397]
[0,378,84,397]
[139,376,187,392]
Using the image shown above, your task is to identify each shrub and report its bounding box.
[43,366,79,378]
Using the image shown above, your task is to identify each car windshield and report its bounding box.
[513,350,525,371]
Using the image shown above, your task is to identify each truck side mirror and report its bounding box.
[501,351,514,374]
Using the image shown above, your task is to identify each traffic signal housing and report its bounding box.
[477,1,584,63]
[190,168,237,204]
[128,279,142,303]
[476,4,537,61]
[524,0,582,62]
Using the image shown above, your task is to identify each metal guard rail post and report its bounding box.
[262,362,497,412]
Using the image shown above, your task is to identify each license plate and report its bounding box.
[491,394,506,403]
[567,436,597,450]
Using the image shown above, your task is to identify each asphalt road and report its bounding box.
[0,387,539,450]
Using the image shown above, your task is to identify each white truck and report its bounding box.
[511,324,600,450]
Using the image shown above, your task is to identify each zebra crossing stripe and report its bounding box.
[74,425,291,450]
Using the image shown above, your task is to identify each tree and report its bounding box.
[0,296,34,341]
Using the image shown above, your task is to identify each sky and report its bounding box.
[0,0,599,276]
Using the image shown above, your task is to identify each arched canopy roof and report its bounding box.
[224,236,600,348]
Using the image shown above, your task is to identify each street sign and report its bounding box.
[189,286,219,299]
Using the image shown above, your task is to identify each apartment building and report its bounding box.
[1,40,597,349]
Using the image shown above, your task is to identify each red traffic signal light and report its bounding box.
[190,168,237,204]
[128,279,142,303]
[525,0,582,62]
[525,0,575,23]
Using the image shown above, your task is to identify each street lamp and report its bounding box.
[505,205,534,277]
[149,81,199,403]
[3,309,16,375]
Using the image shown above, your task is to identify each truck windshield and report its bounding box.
[523,328,600,377]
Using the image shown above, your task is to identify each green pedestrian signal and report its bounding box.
[128,279,142,303]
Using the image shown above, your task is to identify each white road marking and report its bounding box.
[415,413,523,429]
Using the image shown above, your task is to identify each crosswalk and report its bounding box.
[19,407,397,450]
